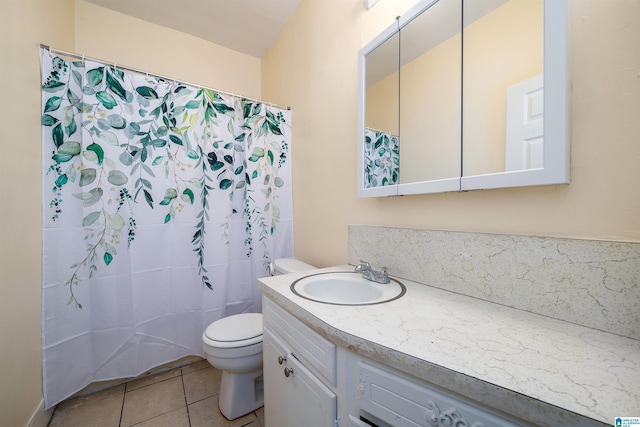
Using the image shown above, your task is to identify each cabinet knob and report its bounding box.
[284,367,294,377]
[278,355,287,365]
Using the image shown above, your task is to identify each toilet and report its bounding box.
[202,258,316,420]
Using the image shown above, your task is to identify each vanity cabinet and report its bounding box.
[263,296,529,427]
[263,298,337,427]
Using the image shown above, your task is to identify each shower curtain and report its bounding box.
[363,127,399,187]
[40,48,293,408]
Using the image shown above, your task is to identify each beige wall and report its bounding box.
[365,71,398,135]
[399,33,461,183]
[2,0,639,424]
[0,1,261,424]
[74,2,261,98]
[0,1,74,424]
[262,0,640,269]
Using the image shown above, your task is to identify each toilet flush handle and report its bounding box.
[268,261,275,276]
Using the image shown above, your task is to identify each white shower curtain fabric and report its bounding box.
[40,48,293,408]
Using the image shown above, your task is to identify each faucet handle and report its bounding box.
[355,260,371,272]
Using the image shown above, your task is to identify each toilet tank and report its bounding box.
[272,258,316,275]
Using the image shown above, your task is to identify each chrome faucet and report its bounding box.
[354,260,390,284]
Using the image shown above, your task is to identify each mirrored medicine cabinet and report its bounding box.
[357,0,571,198]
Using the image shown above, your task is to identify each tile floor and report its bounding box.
[48,359,264,427]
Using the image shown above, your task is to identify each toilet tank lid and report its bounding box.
[274,258,316,274]
[204,313,262,342]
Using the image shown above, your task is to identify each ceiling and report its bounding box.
[85,0,302,58]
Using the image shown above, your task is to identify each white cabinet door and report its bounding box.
[287,354,337,427]
[264,328,289,427]
[264,327,337,427]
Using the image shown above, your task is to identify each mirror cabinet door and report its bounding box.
[461,0,570,190]
[397,0,462,195]
[462,0,544,177]
[360,28,400,196]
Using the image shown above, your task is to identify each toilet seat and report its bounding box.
[204,313,263,348]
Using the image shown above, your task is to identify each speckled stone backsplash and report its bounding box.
[348,225,640,340]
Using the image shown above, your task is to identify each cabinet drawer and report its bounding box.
[263,298,337,385]
[359,362,523,427]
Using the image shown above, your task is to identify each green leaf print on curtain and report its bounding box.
[41,48,292,308]
[364,127,399,188]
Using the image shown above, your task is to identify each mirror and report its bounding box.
[358,0,570,198]
[463,0,543,177]
[399,0,461,188]
[364,31,400,190]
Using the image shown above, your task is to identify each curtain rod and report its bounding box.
[40,44,291,111]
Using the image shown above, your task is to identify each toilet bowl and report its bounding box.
[202,313,264,420]
[202,258,316,420]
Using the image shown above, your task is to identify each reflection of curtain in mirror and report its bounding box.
[40,48,293,408]
[363,128,399,188]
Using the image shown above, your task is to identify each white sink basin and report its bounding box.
[290,272,405,305]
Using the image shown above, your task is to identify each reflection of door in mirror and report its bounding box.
[399,0,461,184]
[463,0,543,177]
[365,32,399,188]
[505,73,544,171]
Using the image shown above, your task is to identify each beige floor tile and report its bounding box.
[183,366,221,404]
[181,358,210,375]
[49,359,265,427]
[120,376,186,427]
[49,393,123,427]
[255,406,265,426]
[127,367,182,391]
[55,383,125,412]
[188,396,257,427]
[130,406,190,427]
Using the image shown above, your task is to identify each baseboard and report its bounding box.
[27,399,55,427]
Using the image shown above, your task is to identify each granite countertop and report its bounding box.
[258,265,640,426]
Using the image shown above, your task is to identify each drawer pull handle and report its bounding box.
[278,355,287,365]
[284,367,294,377]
